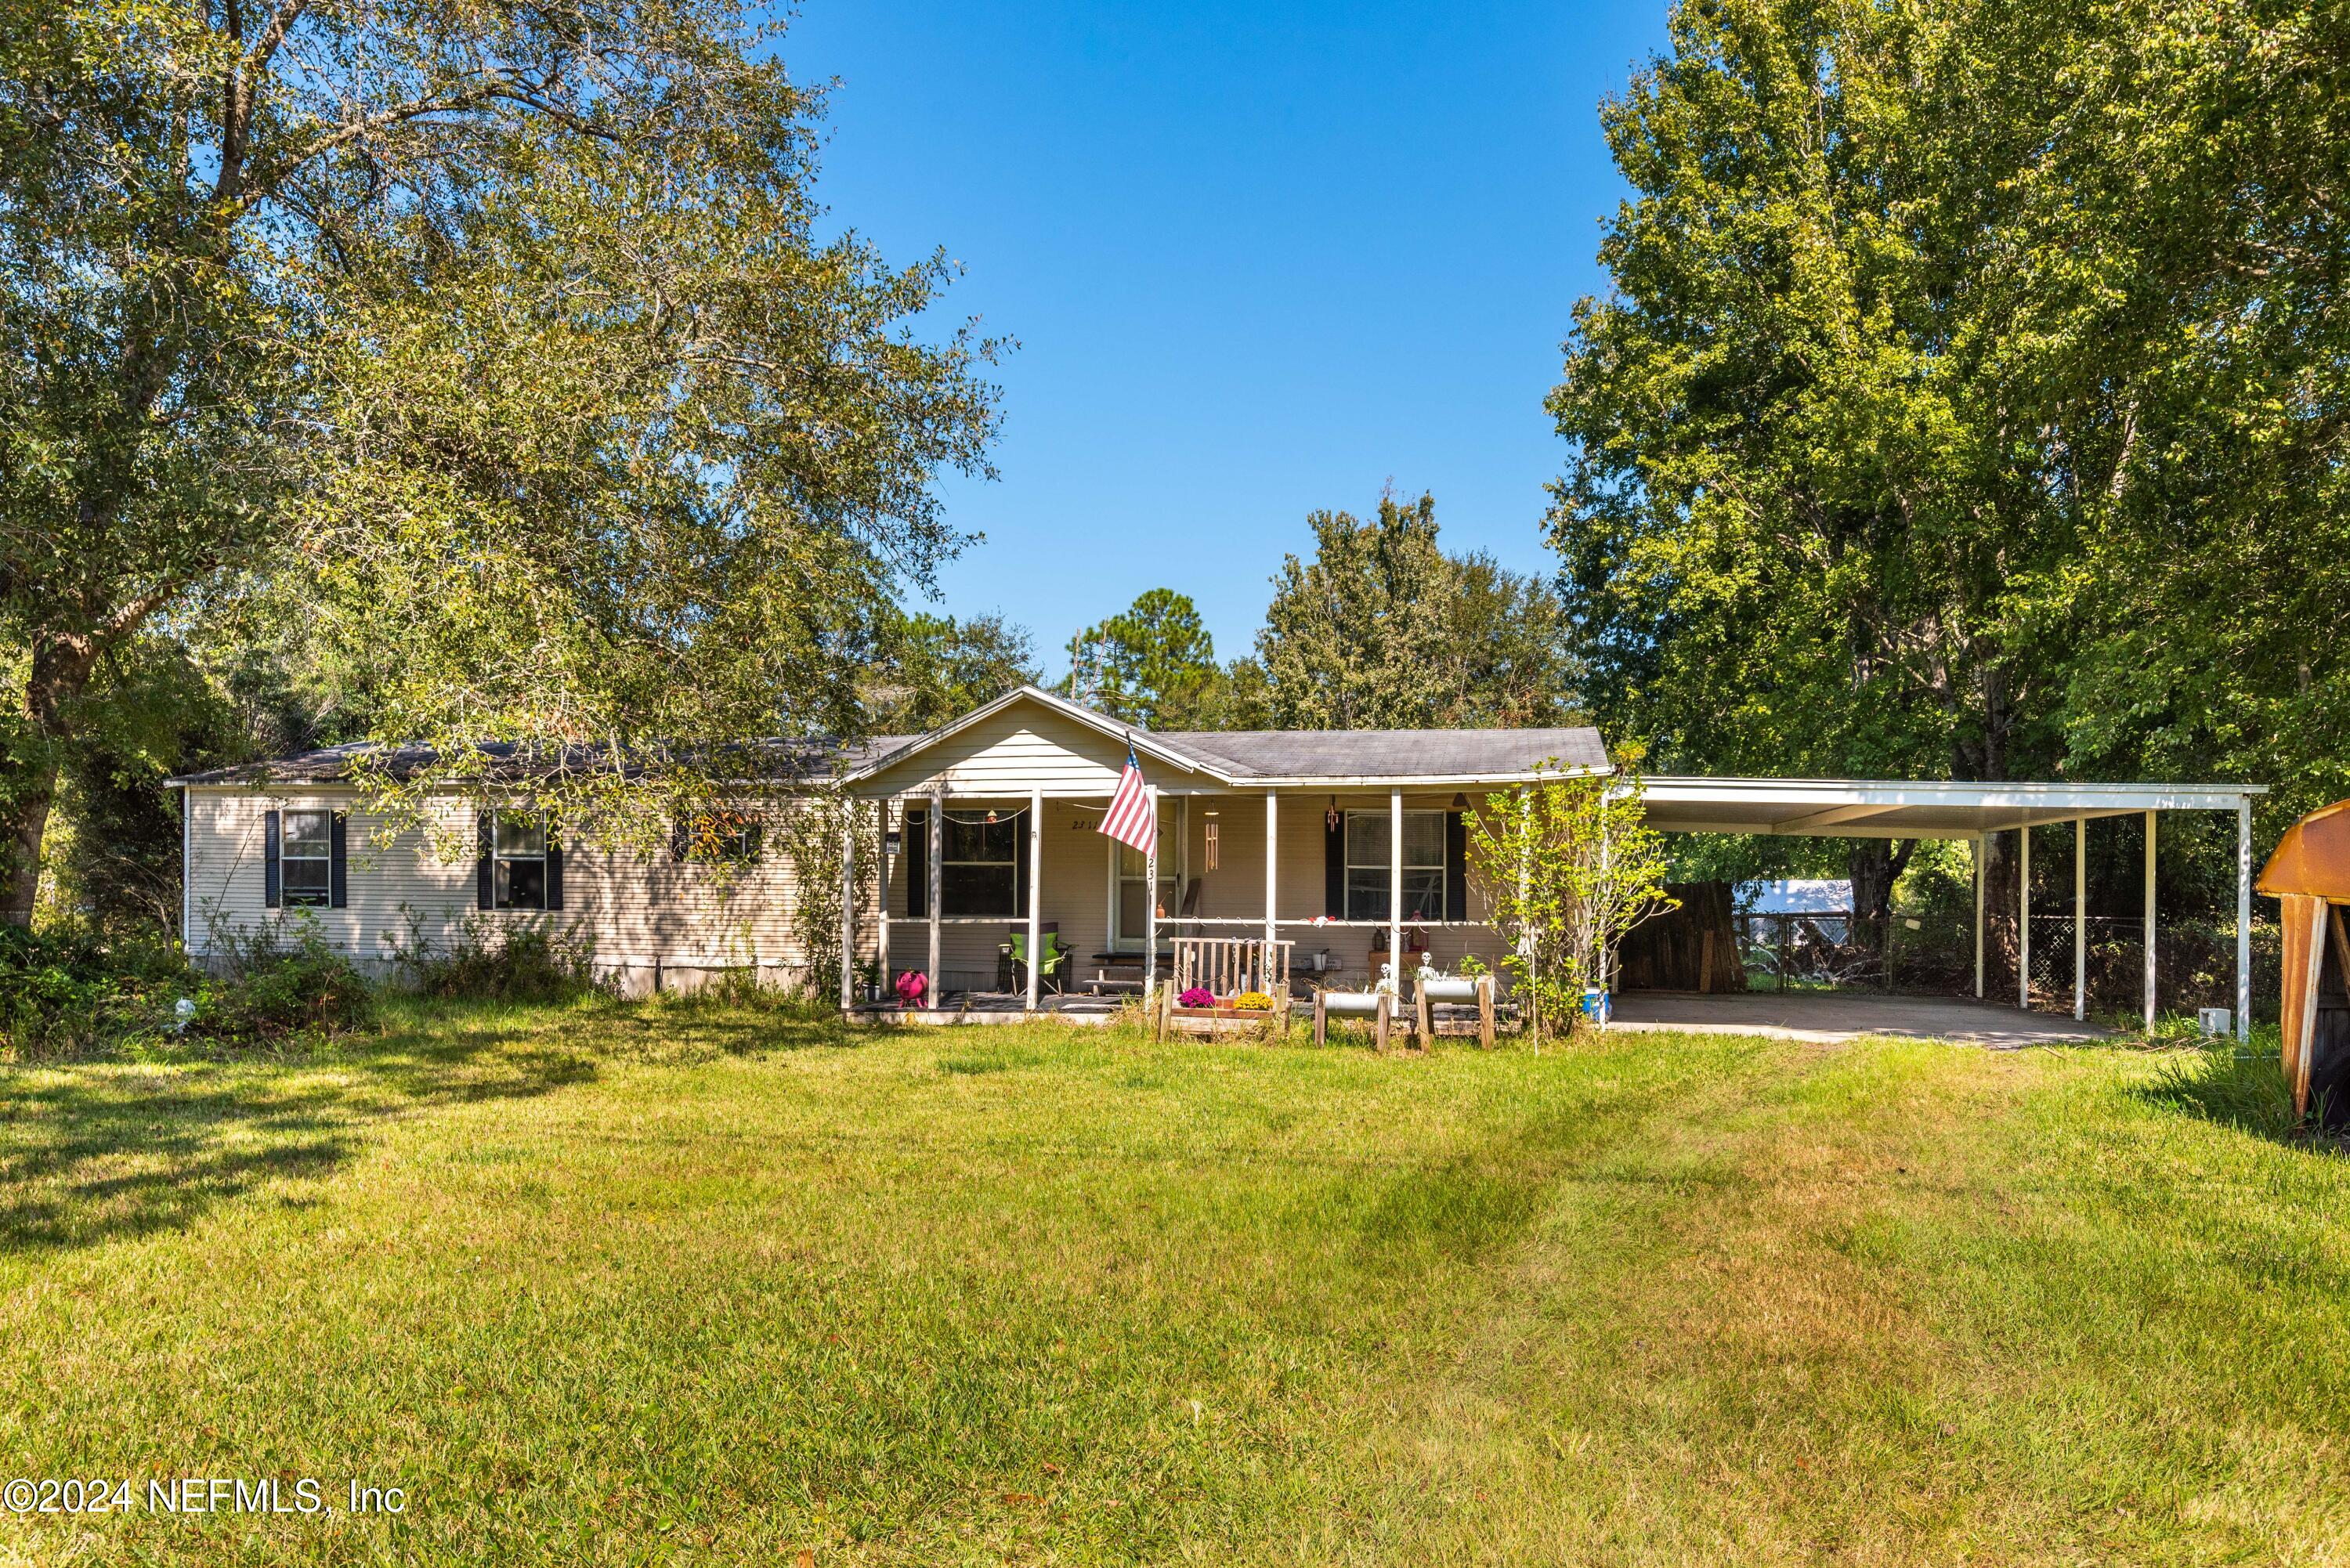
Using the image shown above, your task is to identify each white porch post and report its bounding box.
[1263,790,1278,961]
[875,798,891,988]
[2142,809,2157,1031]
[2236,798,2252,1041]
[927,783,943,1002]
[2073,815,2087,1022]
[838,808,856,1012]
[1025,788,1043,1013]
[2018,825,2031,1011]
[1972,834,1986,999]
[1143,785,1159,1006]
[1388,788,1404,985]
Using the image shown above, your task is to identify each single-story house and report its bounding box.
[169,685,2266,1032]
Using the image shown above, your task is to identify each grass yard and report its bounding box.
[1,999,2345,1566]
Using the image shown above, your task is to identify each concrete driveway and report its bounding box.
[1607,991,2115,1047]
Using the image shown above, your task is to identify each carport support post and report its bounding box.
[2018,826,2031,1011]
[2236,797,2252,1041]
[1025,787,1043,1013]
[1972,836,1985,999]
[2073,815,2087,1022]
[2142,809,2157,1032]
[927,784,943,1002]
[1389,788,1405,992]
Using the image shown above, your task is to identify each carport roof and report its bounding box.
[1640,776,2263,839]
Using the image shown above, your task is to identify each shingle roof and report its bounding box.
[841,685,1611,786]
[168,682,1610,790]
[165,735,900,788]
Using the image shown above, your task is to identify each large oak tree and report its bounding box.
[0,0,998,920]
[1546,0,2345,936]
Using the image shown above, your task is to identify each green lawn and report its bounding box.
[1,1000,2345,1565]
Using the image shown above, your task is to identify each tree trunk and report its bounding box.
[1,633,100,927]
[1846,837,1917,979]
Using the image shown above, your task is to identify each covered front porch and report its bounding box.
[828,687,1603,1017]
[843,784,1518,1013]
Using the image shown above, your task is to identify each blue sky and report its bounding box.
[783,1,1672,679]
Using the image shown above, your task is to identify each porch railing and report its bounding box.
[1170,937,1293,1000]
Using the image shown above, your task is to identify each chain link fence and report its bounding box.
[1737,908,2279,1024]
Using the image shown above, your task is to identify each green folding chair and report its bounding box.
[1007,930,1069,995]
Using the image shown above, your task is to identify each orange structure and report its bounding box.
[2255,800,2350,1121]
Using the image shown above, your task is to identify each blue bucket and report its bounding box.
[1581,987,1611,1025]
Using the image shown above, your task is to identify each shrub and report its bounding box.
[0,923,191,1058]
[0,916,372,1058]
[197,917,374,1042]
[385,908,599,1002]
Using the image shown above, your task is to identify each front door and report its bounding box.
[1109,836,1177,952]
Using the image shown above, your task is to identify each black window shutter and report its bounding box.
[545,826,564,911]
[1444,811,1467,921]
[670,818,690,862]
[1014,807,1030,915]
[743,822,764,863]
[906,809,927,918]
[330,812,349,909]
[263,809,282,909]
[476,812,494,910]
[1325,810,1345,918]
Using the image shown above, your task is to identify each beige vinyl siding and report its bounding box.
[859,705,1207,798]
[187,776,1515,1002]
[186,788,475,967]
[183,787,863,993]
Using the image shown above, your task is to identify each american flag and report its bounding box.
[1098,746,1156,856]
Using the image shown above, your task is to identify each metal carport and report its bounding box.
[1636,777,2267,1039]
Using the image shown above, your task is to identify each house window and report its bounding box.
[493,815,548,909]
[942,813,1018,916]
[1344,809,1446,922]
[674,811,761,862]
[280,809,332,908]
